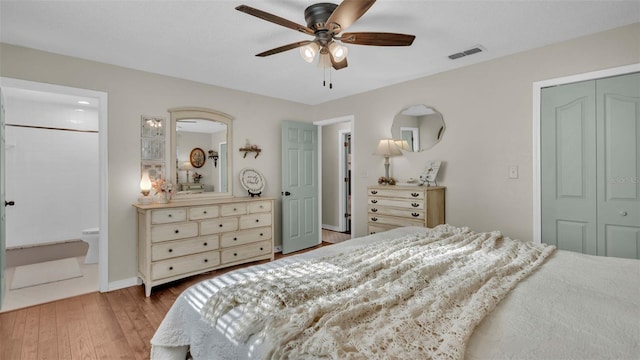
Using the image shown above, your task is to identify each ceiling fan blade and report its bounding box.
[340,32,415,46]
[325,0,376,34]
[256,41,312,57]
[330,54,348,70]
[236,5,315,36]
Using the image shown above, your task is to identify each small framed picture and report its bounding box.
[141,115,165,138]
[420,161,441,186]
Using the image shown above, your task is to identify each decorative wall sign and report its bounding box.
[420,161,441,186]
[189,147,206,168]
[239,168,265,197]
[141,138,165,161]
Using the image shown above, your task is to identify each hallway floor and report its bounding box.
[1,256,98,313]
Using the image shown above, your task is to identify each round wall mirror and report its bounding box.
[391,104,445,152]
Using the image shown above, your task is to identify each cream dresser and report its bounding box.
[134,197,274,296]
[367,185,445,234]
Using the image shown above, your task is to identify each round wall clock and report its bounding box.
[239,168,265,197]
[189,148,206,168]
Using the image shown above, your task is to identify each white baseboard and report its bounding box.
[107,277,141,292]
[322,224,342,232]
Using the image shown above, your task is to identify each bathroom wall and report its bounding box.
[4,94,99,247]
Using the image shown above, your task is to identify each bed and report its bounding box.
[150,225,640,359]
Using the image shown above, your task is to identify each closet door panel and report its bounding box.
[596,73,640,258]
[541,81,597,254]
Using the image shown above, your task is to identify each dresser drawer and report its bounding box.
[200,217,239,235]
[368,188,425,200]
[368,223,398,235]
[151,208,187,224]
[189,205,219,220]
[151,222,198,243]
[221,227,272,247]
[368,205,424,220]
[221,240,271,264]
[368,197,424,210]
[151,250,220,280]
[368,214,423,228]
[247,200,272,213]
[239,213,272,229]
[220,203,247,216]
[151,235,220,261]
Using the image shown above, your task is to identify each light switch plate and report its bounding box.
[508,165,519,179]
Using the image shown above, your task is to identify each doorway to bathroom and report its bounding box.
[0,78,108,312]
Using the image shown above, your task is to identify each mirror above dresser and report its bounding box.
[169,107,233,200]
[391,105,445,152]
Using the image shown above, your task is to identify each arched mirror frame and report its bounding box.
[169,107,234,200]
[391,104,445,152]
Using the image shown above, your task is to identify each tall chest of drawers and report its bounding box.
[134,197,274,296]
[367,186,445,234]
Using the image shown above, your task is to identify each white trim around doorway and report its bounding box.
[0,77,109,292]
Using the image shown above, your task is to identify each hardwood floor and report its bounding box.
[0,242,333,360]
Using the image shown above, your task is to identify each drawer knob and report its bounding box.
[371,208,378,213]
[219,224,223,228]
[412,212,419,217]
[168,248,173,252]
[371,199,378,204]
[371,217,378,222]
[371,190,378,195]
[260,233,263,236]
[411,193,419,197]
[168,214,172,217]
[234,253,237,256]
[204,259,208,263]
[169,266,173,271]
[174,230,179,234]
[255,219,259,223]
[233,208,237,211]
[203,211,207,214]
[260,247,263,251]
[411,203,419,208]
[260,205,264,208]
[233,237,237,241]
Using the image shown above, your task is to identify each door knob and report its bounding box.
[282,191,291,196]
[4,201,15,207]
[619,211,628,216]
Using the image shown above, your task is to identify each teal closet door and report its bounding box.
[541,80,598,254]
[596,73,640,259]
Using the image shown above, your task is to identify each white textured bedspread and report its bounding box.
[151,226,640,360]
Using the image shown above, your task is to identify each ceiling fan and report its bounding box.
[235,0,416,72]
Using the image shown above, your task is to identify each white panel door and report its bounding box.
[281,120,319,254]
[541,80,598,254]
[596,73,640,259]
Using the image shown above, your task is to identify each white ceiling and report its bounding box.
[1,0,638,105]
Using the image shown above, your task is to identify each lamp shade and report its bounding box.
[300,42,319,63]
[179,161,193,171]
[373,139,402,157]
[328,42,348,62]
[140,171,152,196]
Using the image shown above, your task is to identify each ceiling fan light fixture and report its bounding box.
[318,53,332,68]
[328,42,348,62]
[300,42,319,63]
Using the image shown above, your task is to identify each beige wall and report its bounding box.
[0,44,311,284]
[313,23,640,242]
[322,121,351,229]
[1,22,638,286]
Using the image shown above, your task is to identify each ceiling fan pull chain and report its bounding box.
[330,68,333,89]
